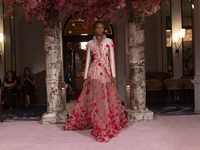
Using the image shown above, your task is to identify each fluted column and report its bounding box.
[192,0,200,114]
[125,5,153,122]
[41,8,68,124]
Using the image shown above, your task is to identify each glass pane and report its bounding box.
[166,30,172,47]
[75,54,82,74]
[162,2,172,75]
[183,29,193,76]
[182,0,193,77]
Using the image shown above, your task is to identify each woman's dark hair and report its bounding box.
[23,67,34,80]
[93,21,104,28]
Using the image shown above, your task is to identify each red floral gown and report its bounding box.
[63,35,128,142]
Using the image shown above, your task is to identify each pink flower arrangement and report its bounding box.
[1,0,170,27]
[132,0,170,16]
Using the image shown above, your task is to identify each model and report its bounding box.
[63,21,128,142]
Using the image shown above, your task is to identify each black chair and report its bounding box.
[146,79,164,103]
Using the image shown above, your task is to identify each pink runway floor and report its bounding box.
[1,115,200,150]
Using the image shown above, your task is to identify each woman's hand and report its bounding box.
[3,82,11,88]
[27,79,35,86]
[10,83,15,87]
[112,78,116,86]
[83,79,88,89]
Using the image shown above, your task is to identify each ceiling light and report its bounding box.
[81,34,88,36]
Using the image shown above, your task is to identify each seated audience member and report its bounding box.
[1,70,17,110]
[21,67,35,109]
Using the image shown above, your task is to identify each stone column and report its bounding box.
[41,8,68,124]
[192,0,200,113]
[125,5,153,122]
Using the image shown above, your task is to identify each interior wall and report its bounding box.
[15,12,46,104]
[145,14,159,72]
[155,10,163,72]
[18,15,45,75]
[15,7,24,76]
[113,15,126,102]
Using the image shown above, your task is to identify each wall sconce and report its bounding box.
[0,33,4,63]
[173,29,185,58]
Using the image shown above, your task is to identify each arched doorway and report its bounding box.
[62,19,114,102]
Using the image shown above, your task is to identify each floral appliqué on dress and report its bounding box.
[63,35,128,142]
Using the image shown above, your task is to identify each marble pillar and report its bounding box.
[41,8,68,124]
[125,7,153,122]
[192,0,200,114]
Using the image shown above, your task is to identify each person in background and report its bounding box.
[1,70,17,110]
[21,67,35,109]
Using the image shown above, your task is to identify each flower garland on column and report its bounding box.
[1,0,169,27]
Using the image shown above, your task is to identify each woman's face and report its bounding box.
[95,23,104,36]
[25,69,30,75]
[7,72,12,78]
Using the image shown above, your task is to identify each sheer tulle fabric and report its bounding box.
[63,61,128,142]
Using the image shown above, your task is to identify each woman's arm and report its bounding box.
[4,79,17,88]
[84,42,92,80]
[10,80,17,87]
[3,81,11,87]
[27,79,35,86]
[21,78,24,86]
[109,40,116,78]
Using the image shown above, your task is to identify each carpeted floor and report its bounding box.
[1,105,47,121]
[1,115,200,150]
[147,101,196,116]
[70,90,82,99]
